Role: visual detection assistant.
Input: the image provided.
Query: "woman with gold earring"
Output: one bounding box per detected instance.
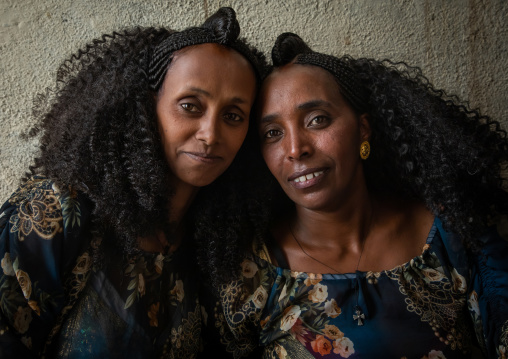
[199,32,508,358]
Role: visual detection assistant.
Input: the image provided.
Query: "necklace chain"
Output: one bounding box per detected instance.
[287,210,373,326]
[288,223,367,274]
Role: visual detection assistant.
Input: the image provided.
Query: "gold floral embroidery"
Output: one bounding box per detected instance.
[165,301,202,358]
[216,281,258,357]
[72,253,91,275]
[9,179,63,241]
[386,253,472,351]
[366,271,381,284]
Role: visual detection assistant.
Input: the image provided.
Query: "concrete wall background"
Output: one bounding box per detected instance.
[0,0,507,200]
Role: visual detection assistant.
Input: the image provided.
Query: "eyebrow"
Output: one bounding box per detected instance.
[188,87,247,104]
[297,99,332,110]
[188,87,211,97]
[259,113,278,124]
[260,99,332,124]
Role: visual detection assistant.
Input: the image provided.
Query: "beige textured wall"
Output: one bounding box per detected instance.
[1,0,507,200]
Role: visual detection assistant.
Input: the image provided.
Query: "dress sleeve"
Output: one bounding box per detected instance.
[468,226,508,358]
[0,177,92,357]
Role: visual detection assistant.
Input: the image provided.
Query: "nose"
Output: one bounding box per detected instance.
[286,128,312,161]
[195,113,220,146]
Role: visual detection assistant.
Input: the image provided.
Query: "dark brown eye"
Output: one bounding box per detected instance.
[265,129,281,138]
[309,116,329,126]
[181,103,199,112]
[223,113,242,123]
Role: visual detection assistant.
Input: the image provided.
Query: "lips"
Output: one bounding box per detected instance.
[288,168,328,189]
[183,151,223,163]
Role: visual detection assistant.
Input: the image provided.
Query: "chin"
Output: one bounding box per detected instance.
[187,174,224,188]
[289,193,333,211]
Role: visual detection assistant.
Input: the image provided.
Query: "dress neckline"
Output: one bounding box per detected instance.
[257,217,439,279]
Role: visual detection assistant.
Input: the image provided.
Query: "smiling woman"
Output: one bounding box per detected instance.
[200,33,508,358]
[258,63,371,213]
[0,7,267,358]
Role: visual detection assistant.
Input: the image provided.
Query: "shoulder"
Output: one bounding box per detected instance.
[1,176,94,282]
[379,197,434,234]
[371,197,434,264]
[1,176,92,238]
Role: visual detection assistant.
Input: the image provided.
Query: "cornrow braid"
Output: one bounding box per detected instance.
[271,32,369,112]
[149,7,265,92]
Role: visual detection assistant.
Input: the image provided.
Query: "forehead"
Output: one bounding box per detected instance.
[166,43,254,81]
[259,64,342,113]
[160,43,256,97]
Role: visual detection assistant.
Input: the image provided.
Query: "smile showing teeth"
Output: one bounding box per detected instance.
[293,171,324,183]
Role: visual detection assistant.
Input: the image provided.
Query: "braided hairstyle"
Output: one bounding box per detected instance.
[25,7,268,263]
[268,32,508,248]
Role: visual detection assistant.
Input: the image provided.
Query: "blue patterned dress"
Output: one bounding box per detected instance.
[202,217,508,359]
[0,177,203,358]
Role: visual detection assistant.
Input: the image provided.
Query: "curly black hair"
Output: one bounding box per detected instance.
[272,34,508,246]
[198,32,508,287]
[24,8,269,264]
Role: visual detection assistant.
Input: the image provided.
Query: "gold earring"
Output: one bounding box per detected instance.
[360,141,370,160]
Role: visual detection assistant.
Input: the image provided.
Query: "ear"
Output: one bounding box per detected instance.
[359,113,371,142]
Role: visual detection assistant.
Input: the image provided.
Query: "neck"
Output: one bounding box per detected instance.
[137,176,199,254]
[168,176,199,225]
[292,190,375,251]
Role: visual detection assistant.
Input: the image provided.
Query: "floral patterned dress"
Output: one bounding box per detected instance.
[0,177,202,358]
[202,218,508,359]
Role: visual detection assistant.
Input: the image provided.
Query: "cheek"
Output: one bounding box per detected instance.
[225,124,249,154]
[324,128,359,157]
[261,146,282,178]
[158,121,175,150]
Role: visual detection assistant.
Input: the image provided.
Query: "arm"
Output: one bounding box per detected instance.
[0,177,92,356]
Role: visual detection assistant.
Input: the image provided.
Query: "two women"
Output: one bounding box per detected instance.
[2,7,507,357]
[201,33,508,358]
[0,7,266,358]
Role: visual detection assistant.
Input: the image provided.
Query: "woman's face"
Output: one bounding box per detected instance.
[258,64,370,212]
[156,43,256,188]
